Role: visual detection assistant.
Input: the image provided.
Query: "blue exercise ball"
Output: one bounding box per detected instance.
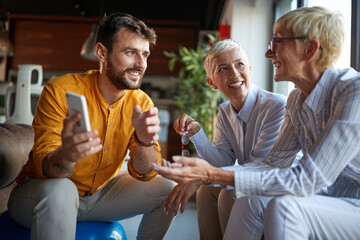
[0,211,30,240]
[76,221,127,240]
[0,211,127,240]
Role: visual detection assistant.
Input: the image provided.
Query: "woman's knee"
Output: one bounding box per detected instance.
[234,196,266,215]
[218,189,236,205]
[196,185,208,201]
[264,196,305,229]
[264,195,308,239]
[218,189,236,214]
[218,189,236,233]
[196,185,221,202]
[265,195,297,218]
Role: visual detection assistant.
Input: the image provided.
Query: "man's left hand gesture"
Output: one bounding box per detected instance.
[132,105,160,145]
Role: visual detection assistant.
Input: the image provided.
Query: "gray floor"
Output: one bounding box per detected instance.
[119,198,199,240]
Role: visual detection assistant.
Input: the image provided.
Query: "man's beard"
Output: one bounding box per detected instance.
[106,57,143,90]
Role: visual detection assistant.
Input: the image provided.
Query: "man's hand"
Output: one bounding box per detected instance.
[132,105,160,144]
[173,114,201,137]
[61,113,102,162]
[43,113,102,177]
[165,182,201,216]
[131,105,160,173]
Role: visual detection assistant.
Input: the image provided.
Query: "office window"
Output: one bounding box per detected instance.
[305,0,352,69]
[272,0,297,96]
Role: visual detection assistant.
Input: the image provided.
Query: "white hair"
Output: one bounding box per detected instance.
[204,39,249,78]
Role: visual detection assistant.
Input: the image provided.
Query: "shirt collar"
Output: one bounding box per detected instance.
[230,84,257,124]
[304,67,338,112]
[92,70,129,109]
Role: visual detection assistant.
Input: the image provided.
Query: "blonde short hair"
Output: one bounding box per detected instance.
[277,6,345,68]
[204,39,249,79]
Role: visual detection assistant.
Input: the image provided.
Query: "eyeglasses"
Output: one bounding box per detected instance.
[181,131,190,156]
[268,37,305,55]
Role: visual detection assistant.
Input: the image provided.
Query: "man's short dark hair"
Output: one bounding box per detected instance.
[96,13,157,52]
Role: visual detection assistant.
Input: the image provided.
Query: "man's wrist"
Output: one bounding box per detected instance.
[43,149,76,178]
[134,131,154,147]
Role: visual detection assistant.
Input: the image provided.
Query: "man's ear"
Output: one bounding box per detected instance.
[96,42,107,63]
[206,77,218,90]
[305,39,321,63]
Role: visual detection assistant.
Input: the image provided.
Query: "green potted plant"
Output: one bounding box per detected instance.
[164,35,224,141]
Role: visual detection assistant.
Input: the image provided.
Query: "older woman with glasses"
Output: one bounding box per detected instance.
[154,6,360,240]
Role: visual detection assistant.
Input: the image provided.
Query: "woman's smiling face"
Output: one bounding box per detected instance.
[208,48,251,110]
[265,22,305,83]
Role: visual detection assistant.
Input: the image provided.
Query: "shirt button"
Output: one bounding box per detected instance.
[109,124,111,127]
[104,147,108,151]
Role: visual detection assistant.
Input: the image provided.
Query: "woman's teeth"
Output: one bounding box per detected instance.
[230,82,243,88]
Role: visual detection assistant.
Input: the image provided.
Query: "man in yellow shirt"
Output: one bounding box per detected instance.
[8,13,175,240]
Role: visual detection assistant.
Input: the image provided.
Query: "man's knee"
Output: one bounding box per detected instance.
[39,178,77,195]
[34,178,79,209]
[8,178,79,228]
[152,176,176,197]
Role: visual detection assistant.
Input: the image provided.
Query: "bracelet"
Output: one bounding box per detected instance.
[134,131,154,147]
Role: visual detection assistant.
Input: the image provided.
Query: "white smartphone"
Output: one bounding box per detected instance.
[66,91,91,133]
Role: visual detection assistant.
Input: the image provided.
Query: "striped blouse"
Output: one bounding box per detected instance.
[223,67,360,205]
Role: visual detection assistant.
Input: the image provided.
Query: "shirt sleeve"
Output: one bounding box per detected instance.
[191,113,237,167]
[127,134,162,181]
[32,83,68,178]
[233,81,360,197]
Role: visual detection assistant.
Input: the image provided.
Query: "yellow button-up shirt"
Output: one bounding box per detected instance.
[18,70,162,195]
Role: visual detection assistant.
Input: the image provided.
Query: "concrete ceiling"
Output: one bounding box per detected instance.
[0,0,226,30]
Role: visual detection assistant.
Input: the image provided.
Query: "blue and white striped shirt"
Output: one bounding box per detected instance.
[192,84,287,167]
[224,67,360,204]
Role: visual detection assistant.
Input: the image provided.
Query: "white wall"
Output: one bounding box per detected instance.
[230,0,274,91]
